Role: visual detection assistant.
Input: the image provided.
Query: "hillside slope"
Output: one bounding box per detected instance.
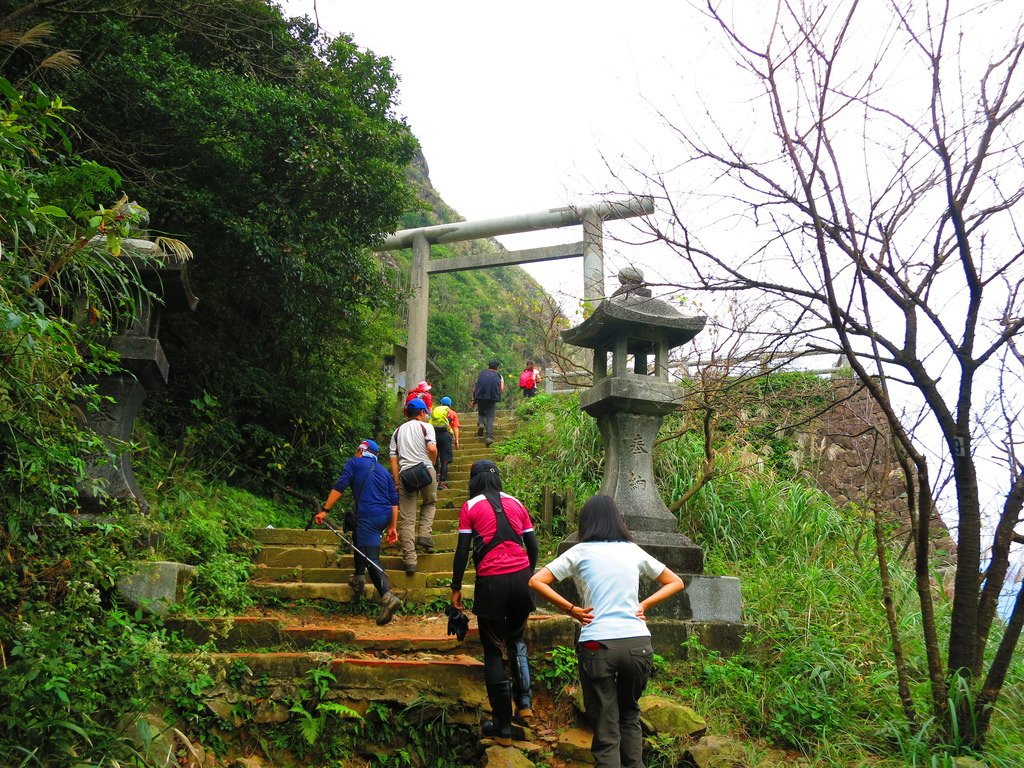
[390,150,555,400]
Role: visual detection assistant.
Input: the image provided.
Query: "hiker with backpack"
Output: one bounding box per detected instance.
[315,440,402,625]
[389,397,438,576]
[430,396,460,491]
[518,360,541,398]
[405,379,434,410]
[451,460,538,745]
[472,359,504,447]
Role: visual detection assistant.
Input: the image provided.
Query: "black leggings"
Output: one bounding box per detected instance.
[478,614,529,684]
[352,535,389,597]
[474,567,534,685]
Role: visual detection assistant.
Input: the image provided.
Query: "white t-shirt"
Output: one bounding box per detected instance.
[545,541,666,642]
[389,418,437,470]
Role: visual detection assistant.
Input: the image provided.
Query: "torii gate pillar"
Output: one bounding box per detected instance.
[407,233,430,392]
[382,197,653,387]
[582,211,604,312]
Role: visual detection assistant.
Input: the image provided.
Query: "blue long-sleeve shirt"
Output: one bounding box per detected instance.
[333,455,398,517]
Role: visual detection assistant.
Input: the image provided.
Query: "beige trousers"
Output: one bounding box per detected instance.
[398,465,437,565]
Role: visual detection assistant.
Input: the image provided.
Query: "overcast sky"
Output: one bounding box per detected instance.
[279,2,1024,587]
[280,0,726,307]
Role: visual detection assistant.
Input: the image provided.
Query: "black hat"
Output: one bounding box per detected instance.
[470,459,499,478]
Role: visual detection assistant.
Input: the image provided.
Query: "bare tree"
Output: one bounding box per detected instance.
[613,0,1024,749]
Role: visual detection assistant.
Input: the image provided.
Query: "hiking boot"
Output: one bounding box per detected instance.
[484,437,493,447]
[376,592,401,625]
[415,536,435,553]
[404,563,417,576]
[347,574,366,597]
[481,718,513,745]
[482,681,514,746]
[477,425,484,437]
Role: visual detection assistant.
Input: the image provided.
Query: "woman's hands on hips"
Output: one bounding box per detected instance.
[568,605,594,625]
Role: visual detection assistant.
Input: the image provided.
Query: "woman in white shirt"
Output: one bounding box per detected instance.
[529,495,684,768]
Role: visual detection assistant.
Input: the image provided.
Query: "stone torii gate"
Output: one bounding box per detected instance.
[374,196,655,387]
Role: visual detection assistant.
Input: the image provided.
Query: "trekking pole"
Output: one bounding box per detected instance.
[308,514,388,578]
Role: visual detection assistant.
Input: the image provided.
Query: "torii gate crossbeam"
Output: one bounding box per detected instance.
[375,196,654,387]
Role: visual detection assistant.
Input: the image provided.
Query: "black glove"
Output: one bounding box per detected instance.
[444,603,470,642]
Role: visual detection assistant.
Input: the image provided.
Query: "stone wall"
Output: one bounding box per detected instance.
[801,378,957,561]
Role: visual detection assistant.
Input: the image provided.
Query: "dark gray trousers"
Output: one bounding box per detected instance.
[477,399,497,438]
[577,636,654,768]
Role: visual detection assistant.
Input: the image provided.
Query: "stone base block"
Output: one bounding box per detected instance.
[648,574,742,622]
[648,620,745,658]
[117,560,195,616]
[630,531,703,573]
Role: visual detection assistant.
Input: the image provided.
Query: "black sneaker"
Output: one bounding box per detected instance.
[477,425,484,437]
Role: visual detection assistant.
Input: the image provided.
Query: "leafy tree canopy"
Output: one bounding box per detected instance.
[2,0,419,486]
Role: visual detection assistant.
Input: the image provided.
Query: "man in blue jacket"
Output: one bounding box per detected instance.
[316,439,402,624]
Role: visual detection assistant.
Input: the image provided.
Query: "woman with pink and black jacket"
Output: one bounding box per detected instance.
[450,460,538,745]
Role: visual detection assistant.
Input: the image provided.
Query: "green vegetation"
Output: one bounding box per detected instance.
[0,19,537,749]
[33,1,419,491]
[6,3,1019,767]
[0,68,207,766]
[496,392,603,535]
[502,390,1024,767]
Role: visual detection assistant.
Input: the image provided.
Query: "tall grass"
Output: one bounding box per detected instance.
[496,393,603,535]
[499,393,1024,766]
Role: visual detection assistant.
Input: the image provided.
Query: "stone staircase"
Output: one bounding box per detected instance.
[169,417,595,766]
[250,441,491,606]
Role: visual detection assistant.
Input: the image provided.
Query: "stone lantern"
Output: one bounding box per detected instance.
[561,267,704,569]
[560,268,742,643]
[78,239,197,515]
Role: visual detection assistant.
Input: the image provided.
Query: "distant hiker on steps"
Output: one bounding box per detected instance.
[389,397,438,575]
[315,440,402,625]
[518,360,541,398]
[430,396,460,491]
[472,359,504,447]
[405,379,433,410]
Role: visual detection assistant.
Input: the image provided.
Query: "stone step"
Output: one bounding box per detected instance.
[167,615,479,652]
[452,448,496,457]
[254,529,460,550]
[255,545,461,569]
[253,563,465,586]
[168,613,576,654]
[204,651,487,722]
[252,581,473,604]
